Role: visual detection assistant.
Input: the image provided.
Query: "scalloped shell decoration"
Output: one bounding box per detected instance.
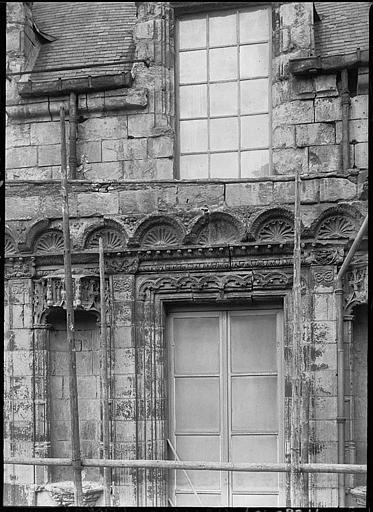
[197,219,240,245]
[34,231,65,253]
[142,225,180,247]
[257,219,294,242]
[5,236,16,255]
[86,228,125,251]
[317,215,356,239]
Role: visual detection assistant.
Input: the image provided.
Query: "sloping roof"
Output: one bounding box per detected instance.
[31,2,137,81]
[314,2,371,57]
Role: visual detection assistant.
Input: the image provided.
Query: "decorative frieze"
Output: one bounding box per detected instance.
[5,257,36,279]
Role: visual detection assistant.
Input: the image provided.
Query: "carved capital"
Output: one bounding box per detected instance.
[5,257,35,279]
[344,266,368,311]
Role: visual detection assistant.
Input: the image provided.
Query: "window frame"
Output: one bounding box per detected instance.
[175,5,273,180]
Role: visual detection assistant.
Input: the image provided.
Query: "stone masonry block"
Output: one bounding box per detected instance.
[78,116,128,140]
[314,369,337,397]
[314,98,342,122]
[314,397,337,420]
[177,184,224,209]
[77,192,119,216]
[113,326,133,349]
[308,145,341,173]
[319,177,356,202]
[272,125,295,148]
[5,195,41,220]
[83,162,123,181]
[6,124,31,148]
[148,136,174,158]
[123,159,156,179]
[225,182,273,207]
[272,147,308,175]
[273,178,318,204]
[296,123,335,147]
[114,349,136,374]
[30,121,67,145]
[290,24,311,49]
[77,376,98,398]
[272,100,314,127]
[7,167,54,180]
[314,74,338,97]
[134,20,154,39]
[76,140,102,163]
[354,142,368,169]
[114,375,136,399]
[155,158,174,179]
[37,144,62,166]
[349,119,368,143]
[313,293,335,321]
[6,146,37,168]
[350,95,368,120]
[127,114,155,138]
[102,138,147,161]
[119,186,177,214]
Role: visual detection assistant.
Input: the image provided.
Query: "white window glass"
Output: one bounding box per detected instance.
[210,152,239,178]
[179,17,207,49]
[240,78,269,114]
[210,117,239,151]
[241,114,269,149]
[180,154,209,178]
[240,44,269,78]
[209,12,237,46]
[239,8,269,43]
[241,150,270,177]
[180,84,208,118]
[179,50,207,84]
[210,82,238,117]
[209,47,238,81]
[178,8,271,179]
[180,119,208,153]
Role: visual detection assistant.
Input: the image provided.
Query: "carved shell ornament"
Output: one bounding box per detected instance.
[317,215,356,239]
[142,225,180,247]
[5,236,16,255]
[197,219,240,245]
[257,218,294,242]
[34,231,64,253]
[86,228,124,251]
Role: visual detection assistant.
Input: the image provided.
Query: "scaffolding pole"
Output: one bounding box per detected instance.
[99,237,112,506]
[60,105,83,507]
[290,164,305,506]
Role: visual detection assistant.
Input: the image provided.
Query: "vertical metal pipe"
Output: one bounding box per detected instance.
[341,69,350,171]
[290,166,303,506]
[60,105,83,506]
[69,92,77,179]
[99,237,111,506]
[335,215,368,506]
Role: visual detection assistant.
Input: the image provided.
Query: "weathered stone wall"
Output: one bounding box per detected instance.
[4,1,368,508]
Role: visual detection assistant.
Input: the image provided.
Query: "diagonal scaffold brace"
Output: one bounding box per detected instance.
[60,105,83,506]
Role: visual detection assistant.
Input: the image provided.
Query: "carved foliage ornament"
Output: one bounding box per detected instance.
[344,267,368,311]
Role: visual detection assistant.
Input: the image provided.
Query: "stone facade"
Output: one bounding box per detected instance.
[5,1,368,507]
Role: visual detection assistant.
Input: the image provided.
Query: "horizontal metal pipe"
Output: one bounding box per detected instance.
[3,458,367,474]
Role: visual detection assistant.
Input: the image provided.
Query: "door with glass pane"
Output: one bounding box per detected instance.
[168,308,284,507]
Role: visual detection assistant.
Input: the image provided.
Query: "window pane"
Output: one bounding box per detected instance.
[209,12,236,47]
[232,435,278,490]
[210,117,238,151]
[180,120,208,153]
[175,435,221,489]
[231,376,277,431]
[210,152,239,178]
[179,50,207,84]
[210,47,238,81]
[240,44,269,78]
[230,314,277,373]
[176,494,223,507]
[175,377,220,432]
[180,154,208,179]
[241,114,269,149]
[174,316,220,374]
[240,78,269,114]
[239,8,269,43]
[180,84,207,118]
[210,82,238,117]
[241,150,270,177]
[179,17,207,49]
